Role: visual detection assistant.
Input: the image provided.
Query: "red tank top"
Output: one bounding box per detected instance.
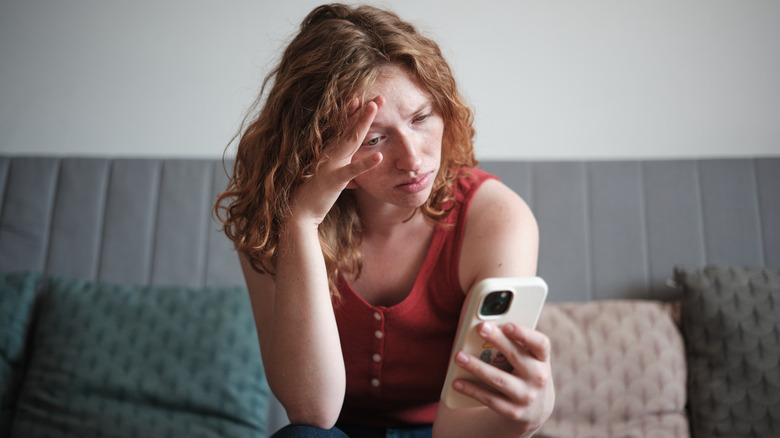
[334,168,497,427]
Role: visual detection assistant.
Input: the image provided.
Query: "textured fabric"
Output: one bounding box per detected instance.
[2,156,778,301]
[675,265,780,437]
[535,300,689,438]
[334,168,497,427]
[480,158,780,302]
[0,272,42,435]
[0,157,244,288]
[11,275,270,438]
[3,155,779,434]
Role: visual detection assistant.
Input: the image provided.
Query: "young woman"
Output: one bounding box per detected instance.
[215,4,554,437]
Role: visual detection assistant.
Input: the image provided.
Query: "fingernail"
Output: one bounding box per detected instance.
[503,323,515,333]
[453,381,464,391]
[479,322,493,336]
[455,351,469,365]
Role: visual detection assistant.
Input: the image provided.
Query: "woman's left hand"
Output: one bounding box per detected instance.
[452,321,555,430]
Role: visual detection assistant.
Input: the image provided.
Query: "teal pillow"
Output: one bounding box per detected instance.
[675,265,780,437]
[0,272,42,435]
[11,276,269,438]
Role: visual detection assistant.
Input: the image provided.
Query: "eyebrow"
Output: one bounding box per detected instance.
[407,101,434,118]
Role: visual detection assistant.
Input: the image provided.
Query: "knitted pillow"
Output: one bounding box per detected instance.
[11,276,270,438]
[535,300,689,438]
[674,265,780,437]
[0,272,42,435]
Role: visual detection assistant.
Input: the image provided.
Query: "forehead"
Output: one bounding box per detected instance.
[366,65,433,110]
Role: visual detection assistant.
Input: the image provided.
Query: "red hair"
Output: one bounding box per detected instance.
[215,4,477,296]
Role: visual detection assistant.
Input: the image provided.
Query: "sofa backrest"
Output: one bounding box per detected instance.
[482,158,780,301]
[0,158,241,288]
[1,156,779,302]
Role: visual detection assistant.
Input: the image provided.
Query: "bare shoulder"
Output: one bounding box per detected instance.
[458,178,539,293]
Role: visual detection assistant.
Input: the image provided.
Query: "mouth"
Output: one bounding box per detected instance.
[395,172,433,194]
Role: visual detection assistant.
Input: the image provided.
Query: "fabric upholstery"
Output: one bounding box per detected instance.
[674,265,780,437]
[482,158,780,301]
[2,156,778,303]
[0,272,42,435]
[11,275,270,438]
[2,155,779,436]
[535,300,689,438]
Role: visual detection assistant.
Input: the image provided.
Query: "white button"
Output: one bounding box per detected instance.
[371,378,380,388]
[374,330,383,339]
[372,354,381,362]
[374,312,382,321]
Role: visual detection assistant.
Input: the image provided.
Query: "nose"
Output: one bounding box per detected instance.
[394,131,423,172]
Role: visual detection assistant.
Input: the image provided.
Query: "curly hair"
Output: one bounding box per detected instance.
[214,3,477,296]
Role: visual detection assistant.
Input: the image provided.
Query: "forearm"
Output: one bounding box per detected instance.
[262,220,345,427]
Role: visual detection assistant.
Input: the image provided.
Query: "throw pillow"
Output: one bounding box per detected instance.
[0,272,42,435]
[11,276,270,438]
[535,300,689,438]
[675,265,780,437]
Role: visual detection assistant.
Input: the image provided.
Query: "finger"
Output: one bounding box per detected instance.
[452,378,532,421]
[476,322,545,384]
[453,349,525,403]
[333,98,381,160]
[347,97,361,116]
[339,152,383,182]
[502,323,551,363]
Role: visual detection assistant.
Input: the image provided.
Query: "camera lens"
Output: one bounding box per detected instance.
[480,290,513,316]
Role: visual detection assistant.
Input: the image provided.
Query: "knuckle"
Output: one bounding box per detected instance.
[491,373,512,392]
[533,370,550,388]
[538,334,552,355]
[507,407,525,422]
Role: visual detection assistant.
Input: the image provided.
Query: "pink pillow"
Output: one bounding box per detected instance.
[535,300,689,438]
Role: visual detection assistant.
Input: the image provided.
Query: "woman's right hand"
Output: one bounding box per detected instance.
[290,97,384,226]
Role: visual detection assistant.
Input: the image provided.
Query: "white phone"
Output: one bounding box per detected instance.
[441,277,548,409]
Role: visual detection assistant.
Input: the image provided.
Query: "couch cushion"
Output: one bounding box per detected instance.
[0,272,42,435]
[535,300,689,438]
[674,265,780,438]
[11,275,270,438]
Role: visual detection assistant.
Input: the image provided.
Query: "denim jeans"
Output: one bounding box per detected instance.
[271,423,433,438]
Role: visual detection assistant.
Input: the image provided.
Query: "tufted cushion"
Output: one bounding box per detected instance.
[674,265,780,437]
[11,275,270,438]
[0,272,42,435]
[535,300,689,438]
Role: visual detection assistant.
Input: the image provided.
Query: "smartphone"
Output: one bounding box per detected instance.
[440,277,548,409]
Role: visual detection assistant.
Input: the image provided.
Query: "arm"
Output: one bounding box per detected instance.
[242,100,382,429]
[432,179,555,438]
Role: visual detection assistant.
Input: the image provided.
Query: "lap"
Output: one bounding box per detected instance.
[270,424,432,438]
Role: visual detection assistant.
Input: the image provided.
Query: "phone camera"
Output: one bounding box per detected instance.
[480,290,513,316]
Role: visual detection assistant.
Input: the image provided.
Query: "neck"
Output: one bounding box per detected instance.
[352,191,425,236]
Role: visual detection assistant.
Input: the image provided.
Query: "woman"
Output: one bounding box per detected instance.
[215,4,554,437]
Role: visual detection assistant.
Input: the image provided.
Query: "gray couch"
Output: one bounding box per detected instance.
[1,155,778,437]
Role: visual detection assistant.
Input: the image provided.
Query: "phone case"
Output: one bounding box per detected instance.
[440,277,548,409]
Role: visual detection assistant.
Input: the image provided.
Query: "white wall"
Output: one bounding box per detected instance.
[1,0,778,160]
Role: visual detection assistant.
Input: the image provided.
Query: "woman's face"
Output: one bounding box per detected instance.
[348,65,444,211]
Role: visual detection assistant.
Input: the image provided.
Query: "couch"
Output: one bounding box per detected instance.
[1,155,778,437]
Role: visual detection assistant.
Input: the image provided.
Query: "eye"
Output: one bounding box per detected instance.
[414,113,431,123]
[364,136,380,146]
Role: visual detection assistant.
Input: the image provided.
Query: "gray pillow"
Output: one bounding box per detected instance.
[674,265,780,437]
[0,272,42,435]
[11,275,270,438]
